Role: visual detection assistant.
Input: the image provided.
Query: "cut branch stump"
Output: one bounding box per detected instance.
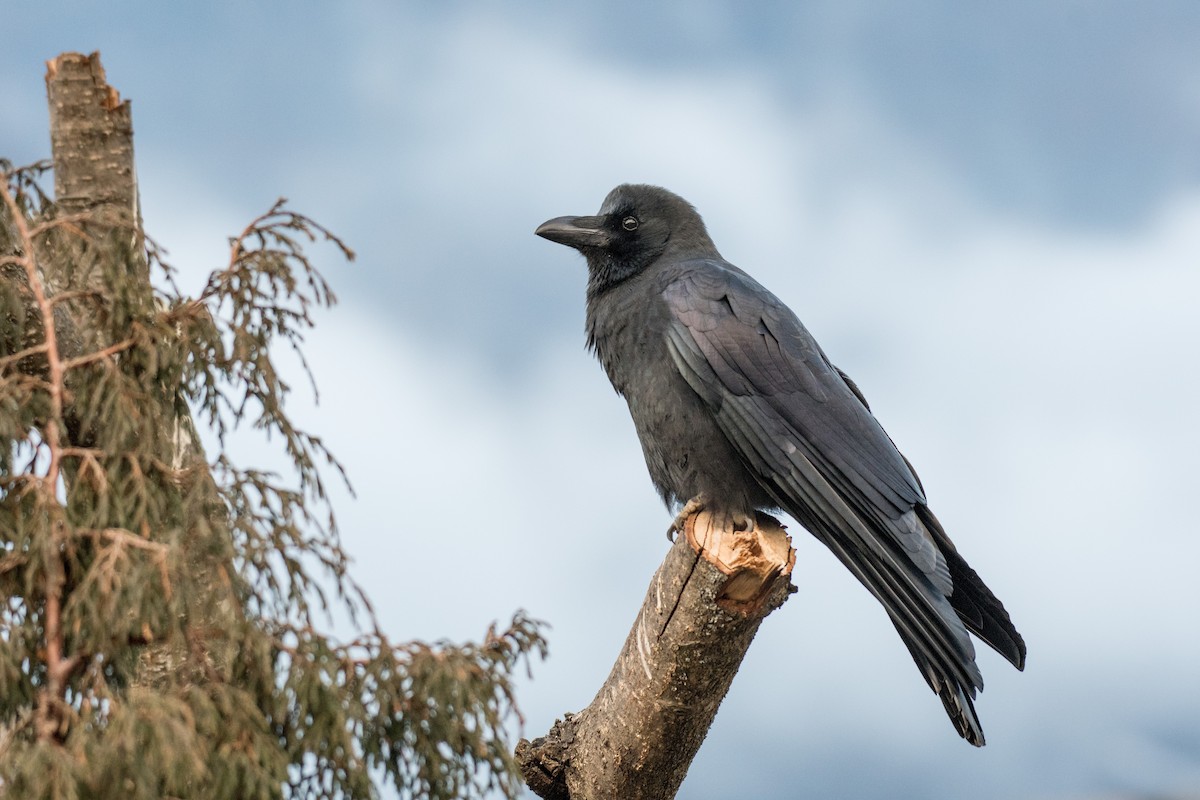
[518,507,796,800]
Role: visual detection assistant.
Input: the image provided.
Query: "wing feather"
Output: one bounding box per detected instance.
[663,261,993,743]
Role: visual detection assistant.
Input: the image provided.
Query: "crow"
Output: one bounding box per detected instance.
[535,183,1025,746]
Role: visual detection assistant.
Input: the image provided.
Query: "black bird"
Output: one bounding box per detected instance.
[536,184,1025,746]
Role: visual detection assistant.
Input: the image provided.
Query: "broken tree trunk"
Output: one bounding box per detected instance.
[41,53,143,435]
[44,51,211,474]
[47,52,140,230]
[40,51,233,689]
[517,508,796,800]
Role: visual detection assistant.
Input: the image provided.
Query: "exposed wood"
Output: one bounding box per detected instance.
[517,507,796,800]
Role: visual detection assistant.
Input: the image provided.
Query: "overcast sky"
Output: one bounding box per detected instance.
[6,3,1200,799]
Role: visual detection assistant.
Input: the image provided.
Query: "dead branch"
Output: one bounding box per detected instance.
[517,507,796,800]
[2,174,71,745]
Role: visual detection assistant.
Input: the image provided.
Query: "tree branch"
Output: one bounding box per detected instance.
[517,507,796,800]
[2,173,71,745]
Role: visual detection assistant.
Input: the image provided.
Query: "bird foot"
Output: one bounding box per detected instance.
[667,495,708,541]
[718,508,756,534]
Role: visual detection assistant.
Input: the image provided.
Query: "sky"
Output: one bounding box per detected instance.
[5,3,1200,798]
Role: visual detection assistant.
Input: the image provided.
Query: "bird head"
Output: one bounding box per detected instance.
[536,184,718,294]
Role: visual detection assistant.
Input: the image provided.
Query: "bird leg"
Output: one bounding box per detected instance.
[667,495,707,541]
[667,494,755,541]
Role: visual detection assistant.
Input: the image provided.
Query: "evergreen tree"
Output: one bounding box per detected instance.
[0,56,544,799]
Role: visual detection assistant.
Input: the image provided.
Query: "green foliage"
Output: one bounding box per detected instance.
[0,160,546,799]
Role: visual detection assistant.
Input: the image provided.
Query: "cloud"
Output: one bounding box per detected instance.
[270,182,1200,798]
[8,4,1200,797]
[150,10,1200,797]
[313,8,820,366]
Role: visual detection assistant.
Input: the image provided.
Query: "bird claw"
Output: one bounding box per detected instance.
[728,510,755,533]
[667,495,708,541]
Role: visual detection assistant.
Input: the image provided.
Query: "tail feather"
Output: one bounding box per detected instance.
[896,628,985,746]
[801,509,987,743]
[722,390,1022,745]
[777,482,1021,746]
[916,505,1027,670]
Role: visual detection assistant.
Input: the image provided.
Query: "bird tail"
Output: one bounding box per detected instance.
[916,505,1027,671]
[893,624,986,745]
[802,515,989,745]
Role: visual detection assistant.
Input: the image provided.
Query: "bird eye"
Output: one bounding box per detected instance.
[622,216,639,231]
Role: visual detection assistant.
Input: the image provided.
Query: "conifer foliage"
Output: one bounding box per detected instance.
[0,58,544,799]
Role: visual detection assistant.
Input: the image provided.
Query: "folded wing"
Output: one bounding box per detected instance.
[662,260,1024,745]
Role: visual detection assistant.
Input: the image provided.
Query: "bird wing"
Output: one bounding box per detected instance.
[662,261,926,521]
[661,259,990,743]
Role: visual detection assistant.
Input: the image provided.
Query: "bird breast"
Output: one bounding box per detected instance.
[587,276,771,513]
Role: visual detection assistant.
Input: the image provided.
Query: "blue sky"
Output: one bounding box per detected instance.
[6,3,1200,798]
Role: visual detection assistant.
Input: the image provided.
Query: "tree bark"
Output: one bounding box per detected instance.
[517,508,796,800]
[41,51,229,687]
[46,52,141,250]
[43,50,211,479]
[43,52,146,341]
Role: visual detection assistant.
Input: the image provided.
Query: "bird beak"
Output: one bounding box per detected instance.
[535,215,611,250]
